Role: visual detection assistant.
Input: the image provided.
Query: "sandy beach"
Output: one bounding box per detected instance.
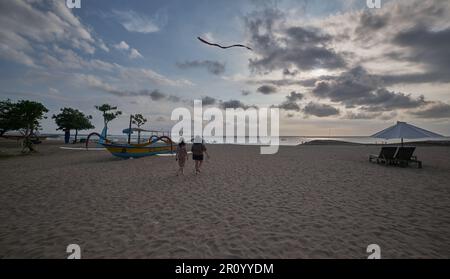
[0,140,449,259]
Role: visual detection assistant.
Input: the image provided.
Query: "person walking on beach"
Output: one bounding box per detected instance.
[192,136,209,174]
[175,139,188,176]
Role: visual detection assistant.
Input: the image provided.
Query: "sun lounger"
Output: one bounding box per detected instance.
[369,146,397,164]
[393,147,422,168]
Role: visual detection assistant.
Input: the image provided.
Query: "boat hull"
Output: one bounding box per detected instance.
[101,142,173,159]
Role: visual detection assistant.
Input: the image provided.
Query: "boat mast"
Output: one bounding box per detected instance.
[128,115,133,144]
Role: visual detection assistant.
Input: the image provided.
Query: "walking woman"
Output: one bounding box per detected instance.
[175,139,188,176]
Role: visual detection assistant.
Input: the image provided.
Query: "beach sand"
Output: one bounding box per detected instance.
[0,140,449,258]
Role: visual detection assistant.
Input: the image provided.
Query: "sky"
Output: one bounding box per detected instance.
[0,0,449,136]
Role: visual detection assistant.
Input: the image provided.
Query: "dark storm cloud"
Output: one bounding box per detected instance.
[244,9,346,73]
[355,11,390,36]
[85,76,183,103]
[257,85,277,94]
[344,111,398,120]
[285,26,331,44]
[249,44,346,73]
[202,96,217,105]
[93,85,168,100]
[360,89,428,112]
[129,90,181,103]
[409,102,450,119]
[244,8,282,53]
[394,25,450,51]
[246,76,334,88]
[380,71,450,85]
[298,78,321,87]
[247,79,299,87]
[167,95,181,102]
[220,100,250,109]
[311,67,428,111]
[385,25,450,83]
[286,91,304,102]
[344,111,382,120]
[283,69,298,76]
[273,91,303,112]
[278,101,301,112]
[286,113,295,118]
[149,90,166,101]
[241,90,251,96]
[176,60,226,75]
[303,102,340,117]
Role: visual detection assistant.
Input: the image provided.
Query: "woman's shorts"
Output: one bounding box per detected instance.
[193,154,204,161]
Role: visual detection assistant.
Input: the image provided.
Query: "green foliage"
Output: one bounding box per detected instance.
[0,99,16,136]
[76,115,95,131]
[0,99,48,152]
[15,100,48,133]
[0,99,48,135]
[95,104,122,128]
[131,113,147,143]
[131,113,147,128]
[52,108,94,132]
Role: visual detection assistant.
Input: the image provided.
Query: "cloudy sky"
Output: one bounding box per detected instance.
[1,0,449,136]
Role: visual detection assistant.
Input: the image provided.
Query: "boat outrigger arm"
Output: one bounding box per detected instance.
[85,132,174,159]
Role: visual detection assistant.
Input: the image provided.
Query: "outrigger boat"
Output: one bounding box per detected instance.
[86,128,174,159]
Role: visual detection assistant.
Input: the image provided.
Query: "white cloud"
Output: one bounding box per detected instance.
[117,66,193,87]
[114,41,130,50]
[49,87,59,94]
[98,39,110,52]
[200,32,215,42]
[113,10,164,33]
[129,48,143,59]
[114,41,143,59]
[0,43,36,67]
[0,0,109,67]
[40,46,116,71]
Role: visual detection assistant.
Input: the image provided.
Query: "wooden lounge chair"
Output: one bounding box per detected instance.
[369,146,397,165]
[393,147,422,168]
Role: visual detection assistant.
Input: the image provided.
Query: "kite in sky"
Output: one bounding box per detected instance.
[197,36,252,51]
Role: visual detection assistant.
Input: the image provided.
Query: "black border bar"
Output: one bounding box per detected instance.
[1,259,450,278]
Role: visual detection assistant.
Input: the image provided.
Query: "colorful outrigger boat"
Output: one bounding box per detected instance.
[86,131,174,159]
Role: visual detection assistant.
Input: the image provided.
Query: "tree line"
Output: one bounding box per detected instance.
[0,99,148,152]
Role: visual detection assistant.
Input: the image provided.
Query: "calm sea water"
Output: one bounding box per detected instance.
[46,134,450,146]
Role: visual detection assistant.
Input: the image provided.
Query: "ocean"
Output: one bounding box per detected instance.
[45,134,450,146]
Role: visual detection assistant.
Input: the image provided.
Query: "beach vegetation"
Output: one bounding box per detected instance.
[0,99,48,152]
[95,104,122,137]
[131,113,147,143]
[0,99,17,137]
[52,108,94,144]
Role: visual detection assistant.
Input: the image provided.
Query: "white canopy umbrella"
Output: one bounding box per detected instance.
[371,121,444,145]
